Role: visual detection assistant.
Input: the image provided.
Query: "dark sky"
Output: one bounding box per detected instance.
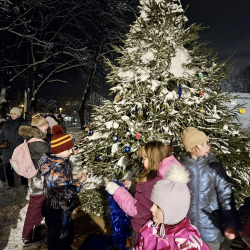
[9,0,250,100]
[181,0,250,69]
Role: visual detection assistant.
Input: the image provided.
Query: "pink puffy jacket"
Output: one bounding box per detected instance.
[113,155,182,232]
[133,217,210,250]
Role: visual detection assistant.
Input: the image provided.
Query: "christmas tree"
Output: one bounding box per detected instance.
[79,0,250,214]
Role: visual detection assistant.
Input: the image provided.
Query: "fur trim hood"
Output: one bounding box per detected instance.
[19,125,46,139]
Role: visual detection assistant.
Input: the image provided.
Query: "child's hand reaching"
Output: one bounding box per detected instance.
[123,180,131,188]
[104,177,109,187]
[74,172,86,180]
[79,172,87,184]
[72,149,79,155]
[225,227,236,240]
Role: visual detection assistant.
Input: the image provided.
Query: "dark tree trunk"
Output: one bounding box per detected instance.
[0,71,9,120]
[79,33,104,129]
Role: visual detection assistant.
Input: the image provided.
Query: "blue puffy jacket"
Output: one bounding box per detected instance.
[180,152,238,243]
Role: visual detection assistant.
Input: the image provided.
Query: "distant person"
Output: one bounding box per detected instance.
[45,110,57,121]
[45,110,58,141]
[19,113,51,246]
[0,107,28,189]
[57,114,66,133]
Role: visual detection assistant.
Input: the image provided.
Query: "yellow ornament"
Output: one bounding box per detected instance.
[200,108,205,114]
[239,108,246,114]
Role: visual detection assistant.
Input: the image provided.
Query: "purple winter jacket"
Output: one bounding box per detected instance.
[133,217,210,250]
[113,155,182,232]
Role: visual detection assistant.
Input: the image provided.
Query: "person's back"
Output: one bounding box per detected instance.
[20,114,51,247]
[19,124,51,195]
[180,127,238,250]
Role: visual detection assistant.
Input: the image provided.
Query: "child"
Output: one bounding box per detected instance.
[39,125,87,250]
[180,127,238,250]
[105,140,183,247]
[20,114,51,246]
[133,164,210,250]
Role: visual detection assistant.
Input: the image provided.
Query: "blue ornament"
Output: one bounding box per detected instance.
[89,129,94,135]
[72,138,75,142]
[135,107,139,112]
[178,83,182,98]
[125,146,130,152]
[74,145,78,150]
[113,135,119,143]
[97,155,102,161]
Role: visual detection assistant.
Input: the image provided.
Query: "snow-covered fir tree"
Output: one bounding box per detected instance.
[79,0,250,214]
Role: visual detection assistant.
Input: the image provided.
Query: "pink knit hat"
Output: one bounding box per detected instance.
[151,164,191,225]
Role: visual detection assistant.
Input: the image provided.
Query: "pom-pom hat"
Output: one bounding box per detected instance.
[151,164,190,225]
[51,125,73,154]
[181,127,209,152]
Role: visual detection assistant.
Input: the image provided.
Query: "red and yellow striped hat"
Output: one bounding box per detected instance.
[51,125,73,154]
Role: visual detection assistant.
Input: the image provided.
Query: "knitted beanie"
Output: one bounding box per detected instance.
[150,164,190,225]
[51,125,73,154]
[181,127,209,152]
[10,107,21,117]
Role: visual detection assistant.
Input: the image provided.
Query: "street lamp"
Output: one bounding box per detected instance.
[59,108,62,114]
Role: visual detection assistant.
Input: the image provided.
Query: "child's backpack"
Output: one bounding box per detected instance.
[10,138,44,179]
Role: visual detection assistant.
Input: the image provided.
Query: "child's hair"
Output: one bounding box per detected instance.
[31,113,48,127]
[137,140,169,185]
[186,141,210,158]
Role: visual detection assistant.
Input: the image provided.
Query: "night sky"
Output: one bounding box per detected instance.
[9,0,250,99]
[181,0,250,69]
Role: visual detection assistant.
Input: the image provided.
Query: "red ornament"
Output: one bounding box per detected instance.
[168,145,173,152]
[199,91,204,96]
[136,132,140,140]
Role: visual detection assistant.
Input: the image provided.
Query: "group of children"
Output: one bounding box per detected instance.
[105,127,246,250]
[20,117,249,250]
[20,114,87,249]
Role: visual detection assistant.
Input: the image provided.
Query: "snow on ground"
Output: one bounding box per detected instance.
[0,126,84,250]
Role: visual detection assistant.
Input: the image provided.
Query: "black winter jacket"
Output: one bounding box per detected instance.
[180,152,238,243]
[0,116,28,164]
[19,125,52,195]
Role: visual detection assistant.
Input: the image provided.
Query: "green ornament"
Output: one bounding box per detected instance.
[198,73,203,79]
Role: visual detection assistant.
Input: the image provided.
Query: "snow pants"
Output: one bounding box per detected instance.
[22,194,46,241]
[41,203,74,250]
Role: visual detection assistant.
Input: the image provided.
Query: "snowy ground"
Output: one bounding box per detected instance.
[0,126,85,250]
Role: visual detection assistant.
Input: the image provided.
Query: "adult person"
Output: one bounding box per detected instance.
[0,107,28,189]
[57,114,66,132]
[45,110,57,124]
[45,110,58,141]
